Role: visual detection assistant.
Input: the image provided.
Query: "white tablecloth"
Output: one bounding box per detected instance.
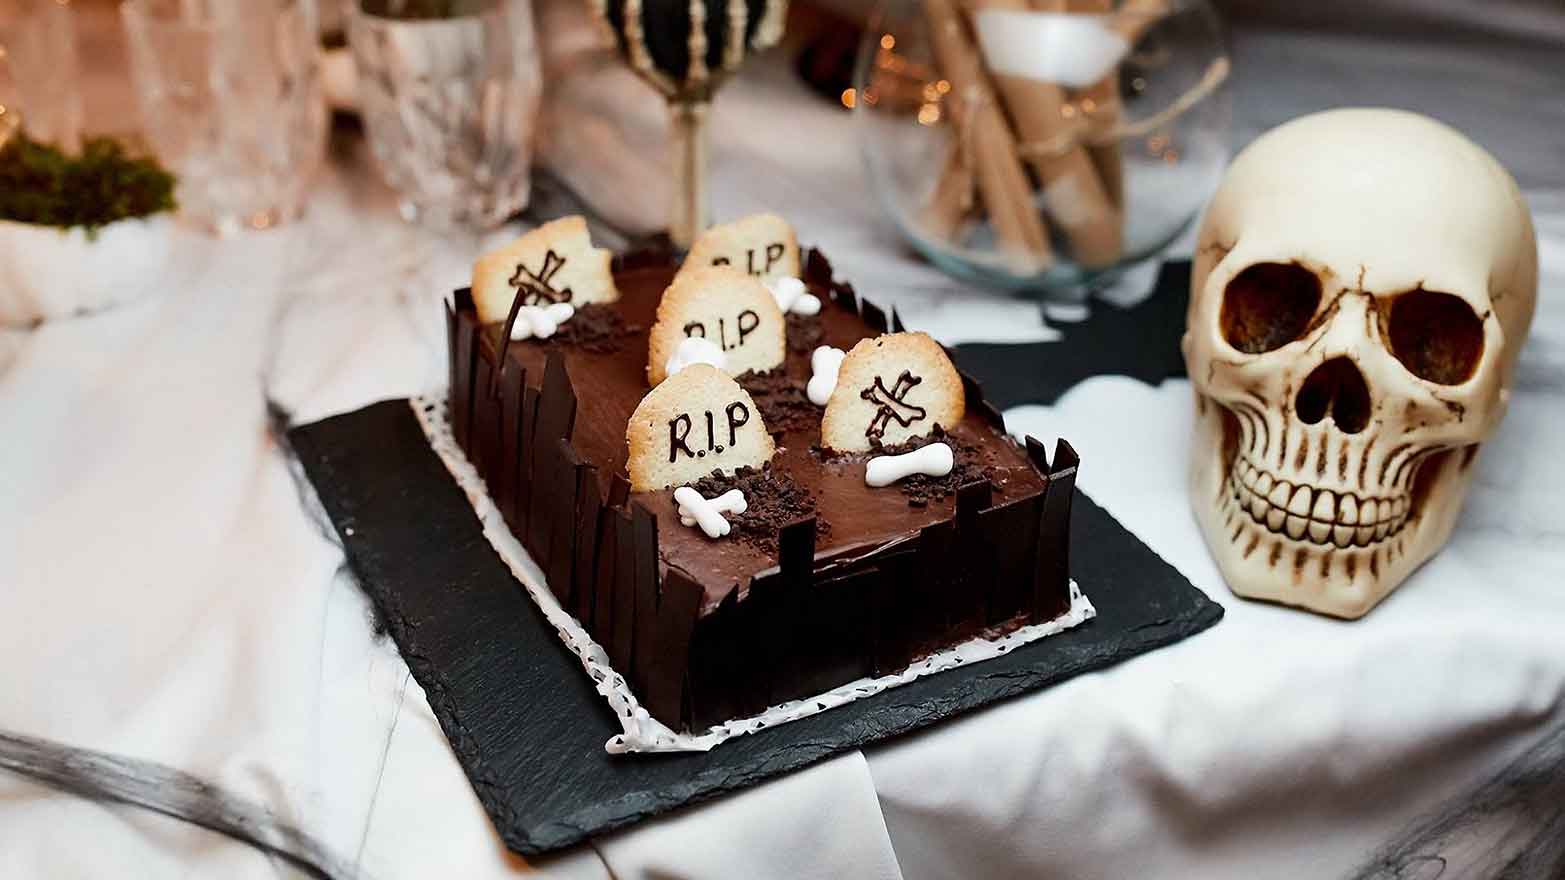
[3,12,1564,880]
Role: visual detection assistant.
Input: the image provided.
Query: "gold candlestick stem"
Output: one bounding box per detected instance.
[669,100,711,249]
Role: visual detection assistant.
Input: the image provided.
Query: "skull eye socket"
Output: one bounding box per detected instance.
[1219,262,1321,354]
[1387,289,1484,385]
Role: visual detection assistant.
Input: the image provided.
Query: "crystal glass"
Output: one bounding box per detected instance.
[584,0,788,248]
[1,0,84,151]
[855,0,1230,299]
[348,0,541,228]
[122,0,328,236]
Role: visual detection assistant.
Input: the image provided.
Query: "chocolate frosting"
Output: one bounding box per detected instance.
[480,264,1045,613]
[450,247,1077,730]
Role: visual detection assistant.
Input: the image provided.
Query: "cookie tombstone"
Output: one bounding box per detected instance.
[821,332,966,452]
[471,216,618,324]
[627,364,776,492]
[646,266,786,385]
[678,212,801,284]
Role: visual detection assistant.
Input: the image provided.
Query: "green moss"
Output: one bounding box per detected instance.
[0,132,177,232]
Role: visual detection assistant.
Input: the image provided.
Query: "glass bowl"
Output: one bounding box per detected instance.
[853,0,1231,299]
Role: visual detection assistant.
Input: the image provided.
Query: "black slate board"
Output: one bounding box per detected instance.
[290,400,1222,856]
[951,259,1192,410]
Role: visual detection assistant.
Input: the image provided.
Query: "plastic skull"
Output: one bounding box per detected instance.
[1183,108,1537,618]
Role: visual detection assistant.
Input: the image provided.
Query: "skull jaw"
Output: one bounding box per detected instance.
[1189,397,1475,619]
[1194,485,1426,618]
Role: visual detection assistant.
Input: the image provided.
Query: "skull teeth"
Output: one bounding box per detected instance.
[1266,483,1288,530]
[1308,518,1332,543]
[1308,492,1334,543]
[1333,523,1355,549]
[1227,464,1410,548]
[1287,485,1311,516]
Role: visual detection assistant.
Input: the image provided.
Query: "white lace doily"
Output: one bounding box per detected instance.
[413,394,1096,753]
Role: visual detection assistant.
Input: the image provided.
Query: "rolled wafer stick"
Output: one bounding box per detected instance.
[971,0,1122,267]
[1107,0,1172,43]
[924,0,1054,271]
[1066,0,1124,209]
[1067,0,1172,210]
[922,142,978,241]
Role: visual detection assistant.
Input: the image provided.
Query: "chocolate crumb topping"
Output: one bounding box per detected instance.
[875,427,995,506]
[807,427,994,505]
[786,313,824,354]
[534,303,639,353]
[738,369,820,439]
[689,466,824,553]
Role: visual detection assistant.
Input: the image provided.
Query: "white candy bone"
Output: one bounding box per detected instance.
[673,486,747,538]
[767,276,822,315]
[807,345,846,406]
[663,335,728,378]
[509,302,576,340]
[865,441,955,487]
[678,488,747,527]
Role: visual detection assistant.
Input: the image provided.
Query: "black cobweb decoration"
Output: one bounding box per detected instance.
[0,729,361,879]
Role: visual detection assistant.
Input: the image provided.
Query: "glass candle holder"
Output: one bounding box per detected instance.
[349,0,542,228]
[122,0,328,236]
[855,0,1231,299]
[2,0,84,152]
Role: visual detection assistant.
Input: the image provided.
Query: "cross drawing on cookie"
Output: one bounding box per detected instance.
[508,249,574,306]
[861,371,927,443]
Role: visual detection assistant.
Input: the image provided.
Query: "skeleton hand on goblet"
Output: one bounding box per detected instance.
[587,0,789,247]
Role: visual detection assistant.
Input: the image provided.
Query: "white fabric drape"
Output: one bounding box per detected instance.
[3,7,1564,878]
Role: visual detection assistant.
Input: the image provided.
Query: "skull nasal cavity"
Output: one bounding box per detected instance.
[1295,357,1371,434]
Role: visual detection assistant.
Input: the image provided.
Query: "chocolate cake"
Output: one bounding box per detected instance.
[446,245,1079,732]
